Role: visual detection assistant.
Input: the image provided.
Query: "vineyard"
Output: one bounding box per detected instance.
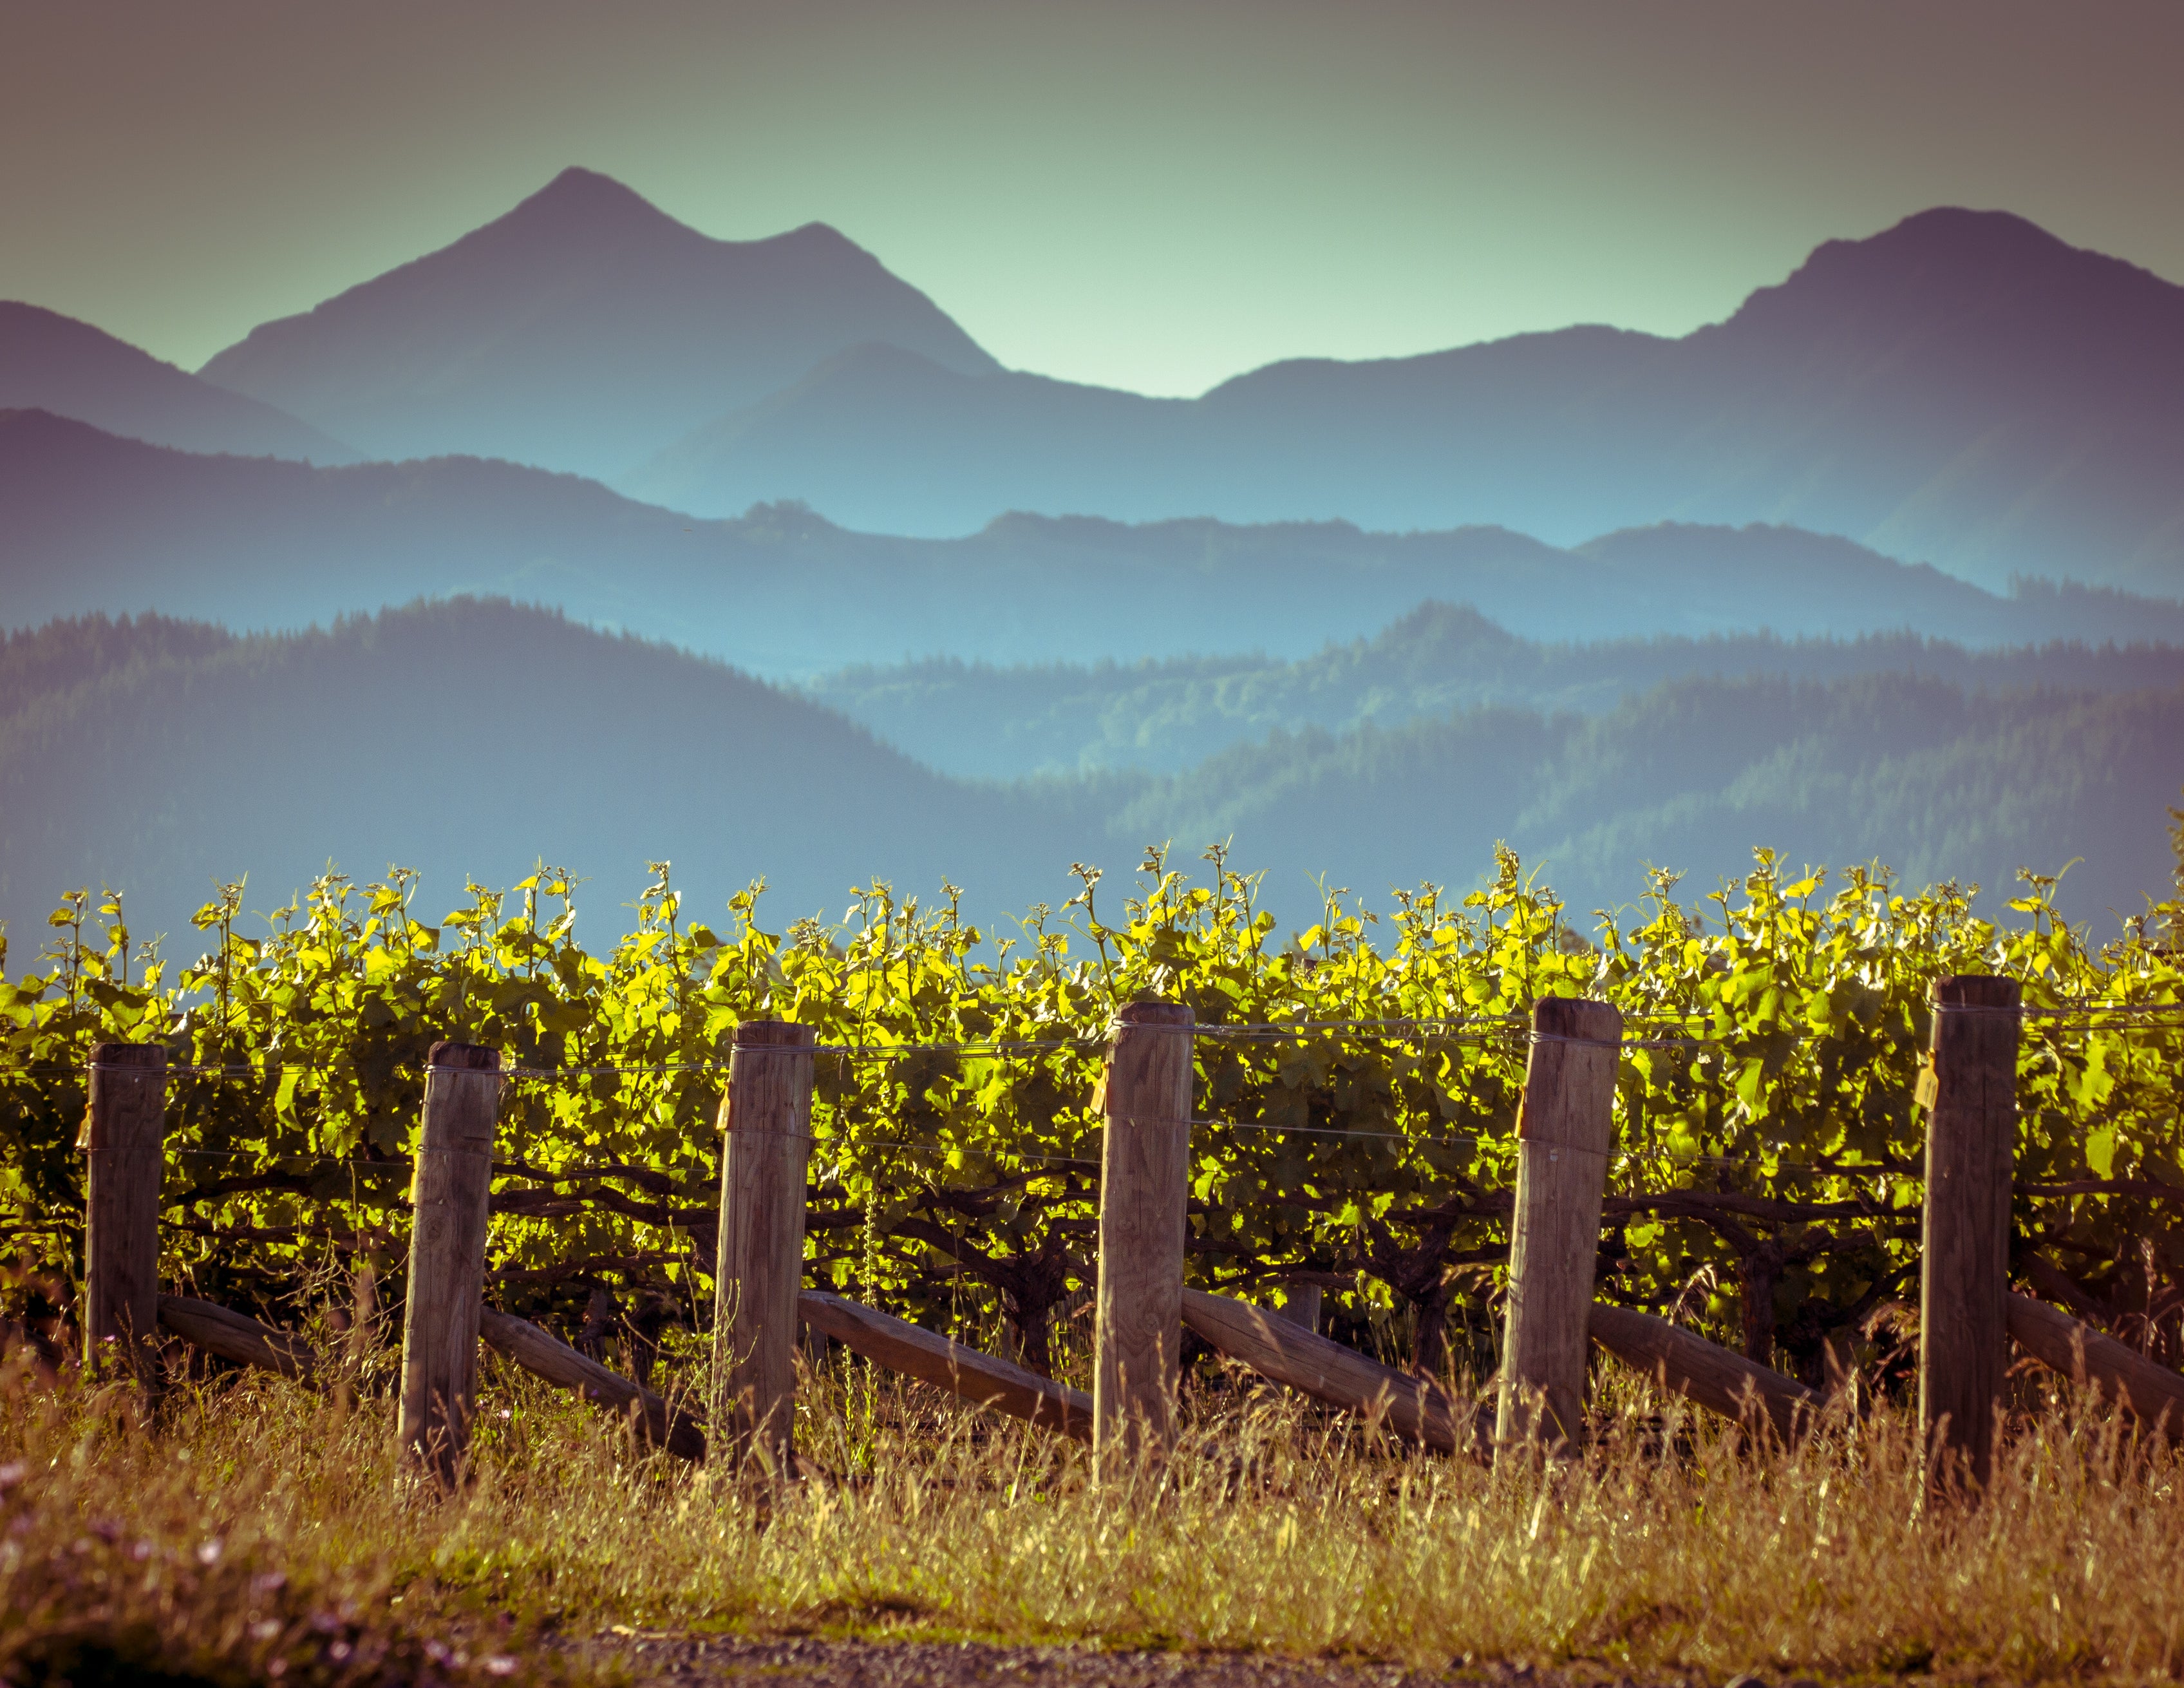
[6,840,2184,1389]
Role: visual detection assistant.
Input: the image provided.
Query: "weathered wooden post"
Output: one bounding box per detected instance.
[1496,996,1621,1455]
[1274,1284,1323,1332]
[397,1041,501,1486]
[1094,1000,1194,1470]
[1920,974,2019,1490]
[79,1043,167,1389]
[712,1019,817,1473]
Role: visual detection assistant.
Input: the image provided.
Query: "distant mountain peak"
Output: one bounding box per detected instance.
[1795,206,2113,297]
[1863,204,2067,256]
[194,168,999,477]
[538,164,639,199]
[1721,204,2181,341]
[469,165,704,254]
[0,308,353,464]
[494,172,876,271]
[774,219,868,252]
[1380,600,1523,650]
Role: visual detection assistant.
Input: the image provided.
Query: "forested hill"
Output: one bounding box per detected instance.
[623,209,2184,594]
[1129,674,2184,931]
[12,409,2184,676]
[3,602,2179,953]
[0,602,1112,954]
[810,600,2184,778]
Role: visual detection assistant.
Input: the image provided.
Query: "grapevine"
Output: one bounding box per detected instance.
[3,841,2181,1389]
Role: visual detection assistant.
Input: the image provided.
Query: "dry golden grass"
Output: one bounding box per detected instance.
[6,1340,2184,1685]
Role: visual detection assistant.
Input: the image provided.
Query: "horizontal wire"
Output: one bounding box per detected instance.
[818,1037,1099,1058]
[816,1137,1097,1168]
[1616,1151,1911,1180]
[1192,1017,1529,1038]
[502,1061,724,1077]
[14,1000,2183,1084]
[166,1148,361,1164]
[1527,1030,1713,1051]
[1935,998,2184,1018]
[169,1062,334,1076]
[1210,1120,1483,1149]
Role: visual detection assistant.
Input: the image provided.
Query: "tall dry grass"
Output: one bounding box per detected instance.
[5,1340,2184,1684]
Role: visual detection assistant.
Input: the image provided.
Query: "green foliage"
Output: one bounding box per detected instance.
[3,845,2180,1383]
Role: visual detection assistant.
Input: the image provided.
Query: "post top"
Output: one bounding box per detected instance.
[426,1041,500,1072]
[1115,1001,1194,1027]
[1932,975,2022,1010]
[733,1019,816,1048]
[1530,996,1620,1043]
[89,1042,167,1069]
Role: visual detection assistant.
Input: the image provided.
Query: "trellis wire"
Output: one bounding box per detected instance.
[13,994,2179,1088]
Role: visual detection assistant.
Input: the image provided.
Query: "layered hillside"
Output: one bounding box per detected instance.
[0,301,352,462]
[810,600,2184,777]
[197,168,999,477]
[5,603,2176,950]
[627,209,2184,593]
[10,411,2181,677]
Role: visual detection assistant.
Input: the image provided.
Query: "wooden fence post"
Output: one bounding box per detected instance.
[397,1040,501,1486]
[79,1043,167,1389]
[712,1018,817,1474]
[1496,996,1621,1455]
[1920,974,2019,1490]
[1093,1000,1194,1470]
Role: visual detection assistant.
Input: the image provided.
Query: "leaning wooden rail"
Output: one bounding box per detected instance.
[478,1308,706,1461]
[1586,1302,1822,1439]
[1180,1286,1489,1458]
[798,1289,1091,1441]
[158,1294,316,1380]
[153,1293,702,1461]
[2006,1291,2184,1441]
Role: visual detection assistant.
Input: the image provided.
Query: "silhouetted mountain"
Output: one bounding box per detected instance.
[809,600,2184,777]
[4,603,2177,949]
[0,301,353,463]
[8,410,2175,668]
[626,209,2184,594]
[622,343,1192,528]
[1120,672,2184,931]
[0,600,1102,954]
[10,412,2184,675]
[195,167,999,477]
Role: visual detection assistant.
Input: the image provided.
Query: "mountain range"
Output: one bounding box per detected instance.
[619,208,2184,593]
[8,169,2184,947]
[4,602,2179,955]
[9,409,2183,678]
[0,600,1089,957]
[195,167,999,478]
[6,172,2182,594]
[0,301,352,464]
[808,600,2184,779]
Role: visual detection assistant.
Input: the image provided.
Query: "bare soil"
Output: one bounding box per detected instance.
[577,1633,1735,1688]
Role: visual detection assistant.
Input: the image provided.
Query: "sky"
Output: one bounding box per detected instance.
[4,1,2181,398]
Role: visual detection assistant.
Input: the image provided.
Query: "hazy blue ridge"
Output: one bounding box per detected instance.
[15,176,2184,600]
[10,410,2184,679]
[1109,672,2184,929]
[805,600,2184,779]
[1,300,355,464]
[621,208,2184,596]
[3,601,2178,961]
[193,167,999,479]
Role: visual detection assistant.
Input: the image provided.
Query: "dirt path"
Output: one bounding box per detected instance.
[580,1633,1717,1688]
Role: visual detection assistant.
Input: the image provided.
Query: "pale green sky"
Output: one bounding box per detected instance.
[3,1,2180,397]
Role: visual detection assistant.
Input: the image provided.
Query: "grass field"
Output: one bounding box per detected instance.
[5,1336,2184,1688]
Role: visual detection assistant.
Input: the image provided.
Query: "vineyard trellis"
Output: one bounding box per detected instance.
[5,841,2184,1404]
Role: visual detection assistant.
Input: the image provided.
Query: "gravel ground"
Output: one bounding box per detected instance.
[575,1633,1741,1688]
